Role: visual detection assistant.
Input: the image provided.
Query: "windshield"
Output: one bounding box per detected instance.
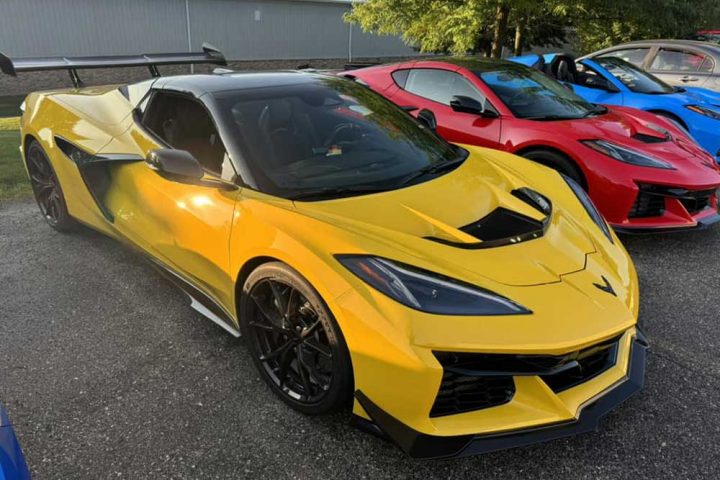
[214,77,464,200]
[593,57,675,94]
[477,65,598,120]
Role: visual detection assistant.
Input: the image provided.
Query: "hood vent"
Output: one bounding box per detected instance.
[633,133,668,144]
[426,189,551,250]
[460,208,544,242]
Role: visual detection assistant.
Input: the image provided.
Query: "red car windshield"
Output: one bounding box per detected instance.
[477,65,598,120]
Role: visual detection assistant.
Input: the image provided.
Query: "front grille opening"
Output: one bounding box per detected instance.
[540,342,618,392]
[678,191,714,214]
[431,335,621,416]
[430,372,515,418]
[630,184,715,218]
[629,191,665,218]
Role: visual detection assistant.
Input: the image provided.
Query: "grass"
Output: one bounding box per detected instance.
[0,117,30,201]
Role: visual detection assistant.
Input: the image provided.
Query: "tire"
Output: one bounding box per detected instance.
[25,140,77,232]
[239,262,353,414]
[521,149,587,191]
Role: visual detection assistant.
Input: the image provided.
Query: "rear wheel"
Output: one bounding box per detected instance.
[239,262,353,414]
[25,140,76,232]
[521,149,587,191]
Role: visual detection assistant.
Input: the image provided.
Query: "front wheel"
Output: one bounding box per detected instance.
[239,262,353,414]
[25,140,76,232]
[521,149,587,191]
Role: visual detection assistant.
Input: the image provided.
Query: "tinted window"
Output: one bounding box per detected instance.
[599,48,650,66]
[142,92,231,177]
[405,69,485,105]
[478,65,596,119]
[650,48,714,73]
[594,57,675,94]
[391,69,410,88]
[214,77,463,199]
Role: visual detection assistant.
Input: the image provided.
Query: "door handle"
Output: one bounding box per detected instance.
[681,75,699,82]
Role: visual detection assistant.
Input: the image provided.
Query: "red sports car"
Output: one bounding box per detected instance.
[343,58,720,232]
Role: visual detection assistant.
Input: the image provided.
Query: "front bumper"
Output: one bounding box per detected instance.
[353,332,648,459]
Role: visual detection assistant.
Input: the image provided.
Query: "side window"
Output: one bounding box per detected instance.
[141,91,231,178]
[391,69,410,88]
[599,48,650,66]
[404,69,485,106]
[650,49,714,72]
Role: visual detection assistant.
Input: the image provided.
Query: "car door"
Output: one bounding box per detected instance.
[388,67,502,149]
[104,89,241,312]
[646,47,715,88]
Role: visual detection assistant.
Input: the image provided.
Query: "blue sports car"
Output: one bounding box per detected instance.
[511,53,720,161]
[0,403,30,480]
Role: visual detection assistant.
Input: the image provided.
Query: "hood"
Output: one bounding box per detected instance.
[678,86,720,107]
[292,148,599,287]
[534,107,720,176]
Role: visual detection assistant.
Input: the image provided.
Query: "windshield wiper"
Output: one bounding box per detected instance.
[580,105,608,118]
[523,114,580,121]
[289,185,392,201]
[395,155,467,188]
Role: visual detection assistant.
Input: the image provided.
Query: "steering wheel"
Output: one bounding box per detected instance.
[323,123,364,148]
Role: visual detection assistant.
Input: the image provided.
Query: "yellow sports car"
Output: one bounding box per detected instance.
[3,47,647,458]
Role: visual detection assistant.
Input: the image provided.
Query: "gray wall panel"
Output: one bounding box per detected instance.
[0,0,188,57]
[0,0,416,60]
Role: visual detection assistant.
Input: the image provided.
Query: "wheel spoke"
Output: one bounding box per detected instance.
[259,338,294,362]
[303,336,332,358]
[277,347,294,389]
[248,320,287,334]
[296,347,314,397]
[268,281,288,318]
[251,292,281,324]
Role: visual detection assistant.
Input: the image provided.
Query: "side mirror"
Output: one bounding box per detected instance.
[450,95,499,118]
[146,149,204,181]
[417,109,437,131]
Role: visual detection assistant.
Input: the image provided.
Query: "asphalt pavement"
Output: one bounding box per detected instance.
[1,199,719,479]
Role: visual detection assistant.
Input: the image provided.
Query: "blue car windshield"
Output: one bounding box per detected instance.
[477,65,597,120]
[594,57,675,94]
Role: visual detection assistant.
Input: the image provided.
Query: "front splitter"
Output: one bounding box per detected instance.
[353,333,649,459]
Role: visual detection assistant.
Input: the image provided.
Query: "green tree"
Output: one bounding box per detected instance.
[345,0,720,58]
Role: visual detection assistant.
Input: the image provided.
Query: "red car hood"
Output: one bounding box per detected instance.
[546,106,720,183]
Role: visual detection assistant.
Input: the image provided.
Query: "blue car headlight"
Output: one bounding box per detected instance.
[562,175,614,242]
[336,255,531,316]
[582,139,675,170]
[686,104,720,120]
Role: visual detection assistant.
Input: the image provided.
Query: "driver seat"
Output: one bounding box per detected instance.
[258,100,314,168]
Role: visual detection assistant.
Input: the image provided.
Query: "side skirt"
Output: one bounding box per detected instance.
[147,257,241,338]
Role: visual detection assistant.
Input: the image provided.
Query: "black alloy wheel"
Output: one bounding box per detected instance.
[25,140,76,231]
[240,262,353,414]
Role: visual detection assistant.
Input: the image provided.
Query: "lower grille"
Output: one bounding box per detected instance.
[540,342,618,392]
[630,184,716,218]
[431,336,621,416]
[629,191,665,218]
[678,190,714,214]
[430,373,514,418]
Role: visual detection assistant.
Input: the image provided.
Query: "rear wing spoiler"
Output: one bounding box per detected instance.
[0,43,227,88]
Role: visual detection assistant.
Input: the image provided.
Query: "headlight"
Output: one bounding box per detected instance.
[581,139,675,170]
[562,175,614,242]
[686,104,720,120]
[336,256,531,316]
